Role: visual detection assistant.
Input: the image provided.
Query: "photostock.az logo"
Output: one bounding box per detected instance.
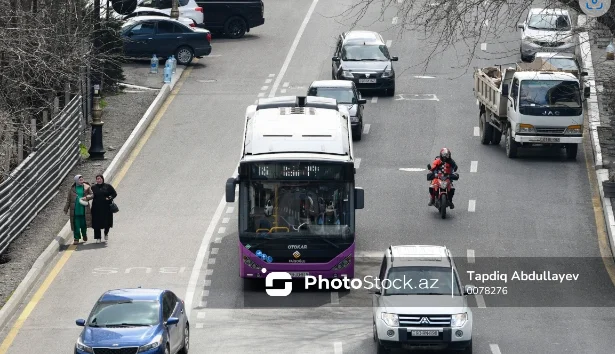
[265,271,293,296]
[580,0,611,17]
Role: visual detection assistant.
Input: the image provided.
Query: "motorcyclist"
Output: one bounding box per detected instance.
[428,148,458,208]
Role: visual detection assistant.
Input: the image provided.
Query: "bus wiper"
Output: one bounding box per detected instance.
[316,234,340,249]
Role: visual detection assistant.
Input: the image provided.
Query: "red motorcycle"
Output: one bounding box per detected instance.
[427,164,458,219]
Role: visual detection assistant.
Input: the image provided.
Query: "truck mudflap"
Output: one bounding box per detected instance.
[514,135,582,144]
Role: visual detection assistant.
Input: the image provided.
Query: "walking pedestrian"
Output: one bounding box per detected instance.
[91,174,117,242]
[63,174,93,245]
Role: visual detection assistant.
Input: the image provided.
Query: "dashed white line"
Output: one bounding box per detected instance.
[205,269,213,276]
[398,0,403,3]
[467,249,475,263]
[261,86,268,91]
[281,89,287,93]
[355,158,361,169]
[386,39,392,48]
[468,200,476,212]
[226,207,234,213]
[363,123,371,134]
[196,323,204,329]
[470,161,478,173]
[334,342,343,354]
[474,127,480,136]
[283,82,289,88]
[208,258,216,265]
[392,16,398,24]
[476,294,486,308]
[481,43,487,51]
[197,311,206,319]
[214,237,221,243]
[218,227,226,234]
[265,78,272,84]
[222,217,230,224]
[268,73,275,78]
[211,248,219,255]
[371,96,378,103]
[257,92,265,98]
[331,292,339,305]
[399,168,426,172]
[414,75,435,79]
[202,290,210,297]
[204,280,211,287]
[198,299,207,308]
[490,344,502,354]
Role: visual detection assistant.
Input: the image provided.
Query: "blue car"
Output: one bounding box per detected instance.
[75,288,189,354]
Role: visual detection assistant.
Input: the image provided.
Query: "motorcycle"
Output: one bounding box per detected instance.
[427,164,459,219]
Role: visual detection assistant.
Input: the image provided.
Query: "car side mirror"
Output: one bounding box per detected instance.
[332,56,340,61]
[226,177,237,203]
[166,317,179,326]
[517,23,524,29]
[354,187,364,209]
[391,56,398,61]
[502,84,509,97]
[358,98,367,104]
[584,86,590,98]
[76,319,86,326]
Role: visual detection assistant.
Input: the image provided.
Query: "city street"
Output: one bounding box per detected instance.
[1,0,615,353]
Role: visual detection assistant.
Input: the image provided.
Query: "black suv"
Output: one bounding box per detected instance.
[195,0,265,39]
[332,30,398,96]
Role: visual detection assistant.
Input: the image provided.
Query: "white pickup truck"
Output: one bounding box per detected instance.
[473,59,590,159]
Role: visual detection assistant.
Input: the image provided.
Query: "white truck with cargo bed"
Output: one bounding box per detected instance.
[473,59,590,159]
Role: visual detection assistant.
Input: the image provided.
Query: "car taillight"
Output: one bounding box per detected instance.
[195,6,203,12]
[206,32,211,42]
[190,22,195,27]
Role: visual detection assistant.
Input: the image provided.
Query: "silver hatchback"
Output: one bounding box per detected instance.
[518,8,575,61]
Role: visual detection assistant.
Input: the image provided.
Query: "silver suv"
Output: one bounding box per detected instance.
[371,245,473,353]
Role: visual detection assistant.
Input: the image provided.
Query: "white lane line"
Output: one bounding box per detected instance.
[386,39,392,48]
[204,280,211,287]
[371,96,378,103]
[218,227,226,234]
[392,16,398,24]
[356,251,385,258]
[363,123,371,134]
[214,237,221,243]
[334,342,343,354]
[355,158,361,169]
[205,269,213,276]
[208,258,216,265]
[202,290,210,297]
[211,248,219,255]
[281,89,287,93]
[414,75,435,79]
[226,207,234,213]
[399,168,426,172]
[198,299,207,308]
[490,344,502,354]
[265,78,272,84]
[470,161,478,173]
[476,294,486,308]
[468,200,476,212]
[474,126,480,136]
[481,43,487,51]
[222,217,230,224]
[268,73,275,78]
[283,82,289,88]
[268,0,319,97]
[331,292,339,305]
[467,249,475,263]
[398,0,403,3]
[257,92,265,98]
[196,323,204,329]
[261,86,268,91]
[197,311,206,319]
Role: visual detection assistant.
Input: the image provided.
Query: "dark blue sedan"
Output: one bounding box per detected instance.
[121,16,212,65]
[75,288,189,354]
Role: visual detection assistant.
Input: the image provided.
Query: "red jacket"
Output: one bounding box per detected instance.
[430,157,458,175]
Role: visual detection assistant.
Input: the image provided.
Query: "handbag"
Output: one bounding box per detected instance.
[109,200,119,213]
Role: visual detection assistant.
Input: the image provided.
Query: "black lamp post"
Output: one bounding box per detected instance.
[88,84,105,159]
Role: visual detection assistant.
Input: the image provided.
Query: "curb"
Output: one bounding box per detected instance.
[578,15,615,258]
[0,66,186,333]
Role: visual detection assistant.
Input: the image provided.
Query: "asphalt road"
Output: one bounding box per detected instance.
[2,0,615,353]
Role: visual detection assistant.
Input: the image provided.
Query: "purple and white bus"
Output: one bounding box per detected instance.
[225,96,364,280]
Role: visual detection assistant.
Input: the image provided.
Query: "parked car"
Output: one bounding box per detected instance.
[533,52,589,88]
[307,80,367,141]
[121,16,212,65]
[74,288,189,354]
[195,0,265,39]
[123,9,197,27]
[518,8,575,61]
[136,0,204,25]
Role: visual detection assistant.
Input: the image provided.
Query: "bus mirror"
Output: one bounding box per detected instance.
[226,178,237,203]
[354,187,364,209]
[584,86,590,98]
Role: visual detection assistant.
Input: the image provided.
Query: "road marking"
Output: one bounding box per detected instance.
[92,266,187,275]
[208,258,216,265]
[197,311,206,319]
[490,344,502,354]
[283,82,289,88]
[334,342,343,354]
[206,269,213,276]
[211,248,219,255]
[399,168,426,172]
[202,290,210,297]
[222,217,229,224]
[474,127,480,136]
[468,200,476,212]
[269,0,319,97]
[482,19,489,27]
[269,73,275,77]
[218,227,226,234]
[363,124,371,134]
[0,58,198,354]
[470,161,478,173]
[392,16,398,24]
[331,292,339,305]
[355,158,361,169]
[371,97,378,103]
[398,0,403,3]
[226,207,234,213]
[204,280,211,287]
[481,43,487,51]
[597,84,604,93]
[467,249,475,263]
[281,89,287,93]
[265,78,272,84]
[257,92,265,98]
[254,100,258,104]
[395,94,439,101]
[261,86,268,91]
[214,237,221,243]
[198,299,207,308]
[476,294,486,308]
[196,323,204,329]
[386,39,392,47]
[414,75,435,79]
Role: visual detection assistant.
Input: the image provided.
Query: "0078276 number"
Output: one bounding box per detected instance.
[467,286,508,295]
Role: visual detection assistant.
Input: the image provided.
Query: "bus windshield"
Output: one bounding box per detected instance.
[519,80,581,108]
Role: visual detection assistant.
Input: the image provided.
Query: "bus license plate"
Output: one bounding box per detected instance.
[540,137,560,143]
[289,272,309,277]
[411,330,439,337]
[359,79,376,83]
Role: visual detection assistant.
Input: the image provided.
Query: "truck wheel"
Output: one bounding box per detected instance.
[566,144,578,160]
[491,126,502,145]
[479,111,492,145]
[505,127,518,158]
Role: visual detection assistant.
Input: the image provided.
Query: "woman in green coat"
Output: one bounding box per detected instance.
[63,175,93,245]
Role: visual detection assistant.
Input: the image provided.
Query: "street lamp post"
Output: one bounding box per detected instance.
[88,84,106,159]
[170,0,179,19]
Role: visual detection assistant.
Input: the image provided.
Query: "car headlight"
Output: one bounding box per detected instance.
[342,70,354,79]
[75,337,94,353]
[138,334,163,353]
[451,312,468,327]
[382,69,394,78]
[381,312,399,327]
[516,123,535,133]
[565,125,582,134]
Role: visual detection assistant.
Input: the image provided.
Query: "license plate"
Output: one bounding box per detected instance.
[288,272,309,277]
[359,79,376,83]
[540,47,559,52]
[411,330,439,337]
[540,137,560,143]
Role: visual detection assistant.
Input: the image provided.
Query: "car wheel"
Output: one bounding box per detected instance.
[179,323,189,353]
[175,46,194,65]
[224,16,247,39]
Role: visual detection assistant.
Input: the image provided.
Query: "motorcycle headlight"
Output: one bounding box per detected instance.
[382,69,394,78]
[440,181,448,188]
[516,123,535,133]
[381,312,399,327]
[451,313,468,327]
[342,70,354,79]
[138,334,163,353]
[75,337,94,353]
[565,125,582,134]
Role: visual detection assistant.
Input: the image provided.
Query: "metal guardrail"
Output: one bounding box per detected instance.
[0,95,82,256]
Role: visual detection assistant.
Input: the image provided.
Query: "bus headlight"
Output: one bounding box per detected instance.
[565,125,582,134]
[243,256,262,270]
[331,255,352,270]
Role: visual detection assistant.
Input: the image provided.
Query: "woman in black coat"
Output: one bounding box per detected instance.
[91,174,117,242]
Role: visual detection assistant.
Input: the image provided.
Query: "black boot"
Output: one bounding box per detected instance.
[428,197,435,206]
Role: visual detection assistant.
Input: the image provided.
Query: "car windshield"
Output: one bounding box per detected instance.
[383,266,462,296]
[519,80,581,108]
[341,44,389,61]
[308,87,356,104]
[87,300,160,327]
[528,14,570,30]
[540,58,578,71]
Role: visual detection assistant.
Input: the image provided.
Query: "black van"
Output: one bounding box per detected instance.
[195,0,265,39]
